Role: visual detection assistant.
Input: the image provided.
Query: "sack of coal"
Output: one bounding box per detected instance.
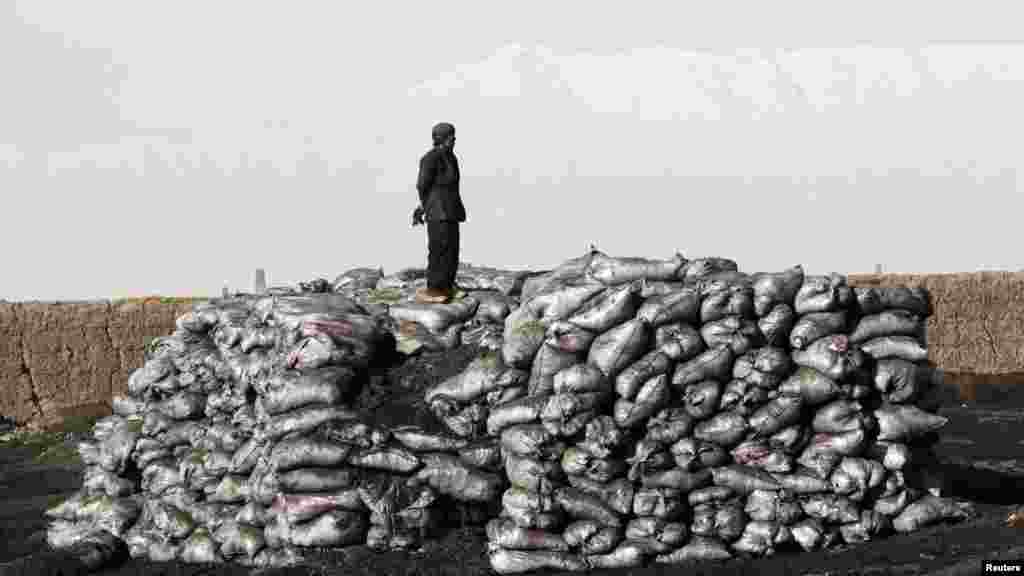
[361,480,438,551]
[487,542,588,574]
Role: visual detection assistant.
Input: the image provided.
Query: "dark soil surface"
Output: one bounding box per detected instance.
[348,334,483,434]
[3,344,1023,576]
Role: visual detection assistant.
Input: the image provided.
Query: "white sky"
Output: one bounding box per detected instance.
[2,0,1022,300]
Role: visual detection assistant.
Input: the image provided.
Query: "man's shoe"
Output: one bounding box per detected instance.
[436,288,454,303]
[415,287,449,304]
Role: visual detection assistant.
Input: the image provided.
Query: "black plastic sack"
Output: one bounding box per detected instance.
[587,253,686,285]
[567,282,640,333]
[587,319,651,380]
[718,379,768,416]
[700,316,762,356]
[790,311,848,350]
[752,266,804,317]
[672,346,734,390]
[636,288,701,327]
[654,322,705,362]
[849,310,924,344]
[794,273,852,315]
[854,286,931,317]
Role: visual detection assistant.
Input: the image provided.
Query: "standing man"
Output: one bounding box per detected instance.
[412,122,466,304]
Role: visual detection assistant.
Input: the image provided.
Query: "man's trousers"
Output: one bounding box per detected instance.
[426,220,460,291]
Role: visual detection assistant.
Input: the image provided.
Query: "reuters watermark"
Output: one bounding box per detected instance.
[984,560,1024,573]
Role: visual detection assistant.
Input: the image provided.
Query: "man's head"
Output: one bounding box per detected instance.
[431,122,456,151]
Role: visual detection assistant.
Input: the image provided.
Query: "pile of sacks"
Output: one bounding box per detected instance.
[247,264,526,355]
[417,250,972,573]
[328,263,526,354]
[43,249,973,574]
[44,292,504,569]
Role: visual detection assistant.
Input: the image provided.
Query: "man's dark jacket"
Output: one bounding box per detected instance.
[417,148,466,222]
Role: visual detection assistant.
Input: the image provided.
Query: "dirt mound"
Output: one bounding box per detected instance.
[349,332,484,434]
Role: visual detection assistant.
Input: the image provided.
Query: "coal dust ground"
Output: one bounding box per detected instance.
[3,341,1024,576]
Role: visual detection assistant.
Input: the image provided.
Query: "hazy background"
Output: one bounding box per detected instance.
[2,0,1022,301]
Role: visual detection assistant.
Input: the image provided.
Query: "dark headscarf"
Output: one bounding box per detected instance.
[431,122,455,146]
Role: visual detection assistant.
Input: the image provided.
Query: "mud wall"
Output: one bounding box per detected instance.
[2,271,1023,429]
[0,299,202,429]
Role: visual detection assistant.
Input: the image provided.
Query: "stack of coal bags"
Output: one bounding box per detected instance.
[425,352,530,441]
[369,264,521,355]
[388,297,480,354]
[478,251,970,573]
[395,425,505,542]
[255,419,503,556]
[373,264,532,299]
[850,285,958,529]
[46,292,432,569]
[461,290,518,352]
[43,252,971,574]
[45,417,143,569]
[333,267,387,294]
[256,422,391,556]
[454,264,538,297]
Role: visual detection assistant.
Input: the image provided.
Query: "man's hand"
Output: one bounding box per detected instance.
[411,206,425,227]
